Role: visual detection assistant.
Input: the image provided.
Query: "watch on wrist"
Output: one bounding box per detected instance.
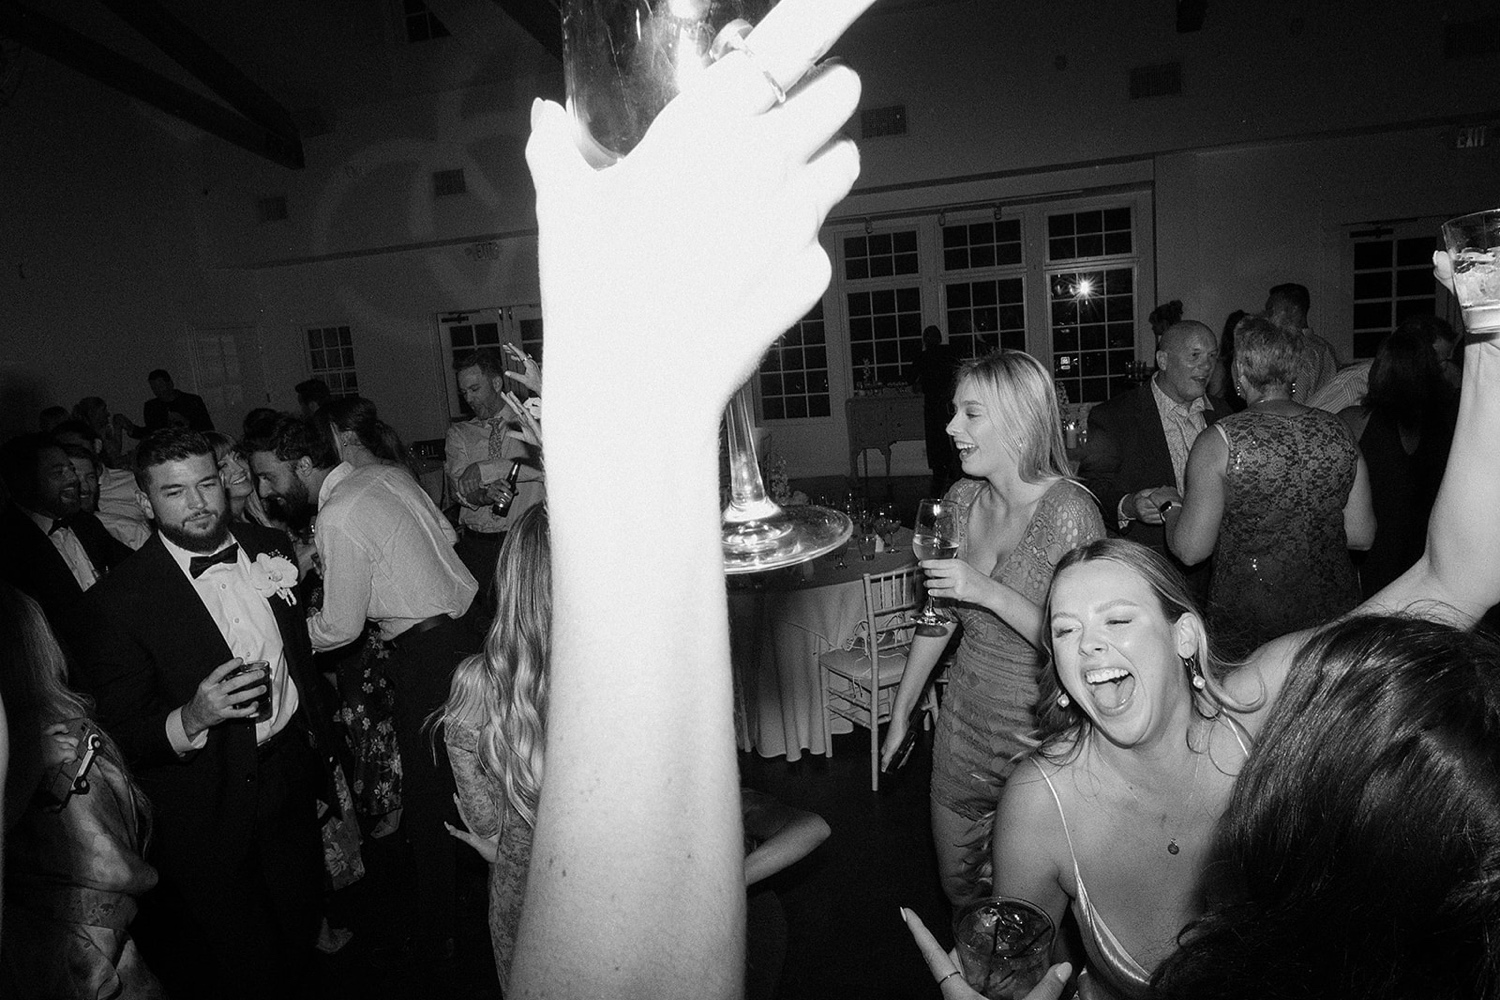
[1158,499,1180,517]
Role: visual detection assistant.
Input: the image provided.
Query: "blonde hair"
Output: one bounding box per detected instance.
[954,349,1075,484]
[443,504,552,827]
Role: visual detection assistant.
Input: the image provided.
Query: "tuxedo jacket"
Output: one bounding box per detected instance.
[72,521,332,879]
[1078,383,1226,562]
[0,502,131,624]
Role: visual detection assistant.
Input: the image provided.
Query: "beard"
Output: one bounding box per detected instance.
[263,477,317,534]
[158,507,231,554]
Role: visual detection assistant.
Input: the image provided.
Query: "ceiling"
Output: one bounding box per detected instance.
[0,0,563,167]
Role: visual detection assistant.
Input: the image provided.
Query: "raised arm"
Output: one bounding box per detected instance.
[1360,253,1500,625]
[510,3,873,997]
[1165,425,1226,566]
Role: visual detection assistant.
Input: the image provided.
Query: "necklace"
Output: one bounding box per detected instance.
[1166,744,1204,855]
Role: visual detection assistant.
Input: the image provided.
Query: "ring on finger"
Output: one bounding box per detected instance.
[709,18,787,105]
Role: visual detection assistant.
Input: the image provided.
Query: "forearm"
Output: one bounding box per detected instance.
[980,581,1046,648]
[743,813,830,886]
[511,407,743,1000]
[890,630,953,716]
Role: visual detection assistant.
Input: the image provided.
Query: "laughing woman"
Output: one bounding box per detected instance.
[990,251,1500,1000]
[879,350,1104,906]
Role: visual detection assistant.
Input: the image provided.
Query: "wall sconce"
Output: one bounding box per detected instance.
[993,206,1003,221]
[937,211,947,227]
[864,218,873,234]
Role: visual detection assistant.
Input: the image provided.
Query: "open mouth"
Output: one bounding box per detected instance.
[954,442,976,461]
[1084,666,1135,713]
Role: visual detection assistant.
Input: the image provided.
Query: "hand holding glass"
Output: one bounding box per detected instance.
[913,499,960,628]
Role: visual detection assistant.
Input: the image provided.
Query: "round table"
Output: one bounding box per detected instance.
[728,528,915,760]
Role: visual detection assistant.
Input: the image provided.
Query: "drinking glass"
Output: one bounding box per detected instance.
[1441,209,1500,337]
[564,0,850,573]
[952,897,1055,1000]
[855,528,877,561]
[912,498,960,629]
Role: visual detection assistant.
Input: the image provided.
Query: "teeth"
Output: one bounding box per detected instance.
[1085,667,1129,685]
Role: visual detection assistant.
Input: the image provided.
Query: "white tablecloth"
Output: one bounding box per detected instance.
[729,529,914,760]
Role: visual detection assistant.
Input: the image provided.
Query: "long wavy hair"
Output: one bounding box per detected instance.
[0,582,151,838]
[316,396,417,477]
[441,504,552,827]
[1033,538,1259,762]
[953,349,1076,485]
[1150,615,1500,999]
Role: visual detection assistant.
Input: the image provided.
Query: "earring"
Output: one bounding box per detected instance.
[1183,654,1206,690]
[1056,692,1071,709]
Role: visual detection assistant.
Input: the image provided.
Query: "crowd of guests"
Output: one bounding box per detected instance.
[1,0,1496,996]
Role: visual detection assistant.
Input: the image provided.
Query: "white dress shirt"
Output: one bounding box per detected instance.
[159,534,300,752]
[24,507,98,590]
[309,462,478,649]
[444,416,544,534]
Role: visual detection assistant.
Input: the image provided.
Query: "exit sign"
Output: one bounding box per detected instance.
[1455,125,1489,149]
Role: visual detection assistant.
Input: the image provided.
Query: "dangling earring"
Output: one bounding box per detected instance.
[1183,654,1206,690]
[1056,692,1071,709]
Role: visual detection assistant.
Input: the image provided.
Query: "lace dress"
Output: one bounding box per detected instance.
[1207,409,1360,658]
[931,479,1104,831]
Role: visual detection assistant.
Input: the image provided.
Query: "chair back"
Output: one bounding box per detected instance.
[862,567,923,654]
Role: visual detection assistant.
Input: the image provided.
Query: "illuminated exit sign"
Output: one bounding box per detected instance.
[1454,125,1489,149]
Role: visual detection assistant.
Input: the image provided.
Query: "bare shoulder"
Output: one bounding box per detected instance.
[1220,629,1308,737]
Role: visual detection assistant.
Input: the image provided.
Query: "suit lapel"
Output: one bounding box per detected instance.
[134,535,235,663]
[1135,385,1177,483]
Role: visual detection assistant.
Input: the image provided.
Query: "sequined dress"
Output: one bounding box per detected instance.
[931,478,1104,824]
[1207,408,1360,658]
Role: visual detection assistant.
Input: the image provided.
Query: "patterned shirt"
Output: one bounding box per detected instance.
[1290,331,1340,404]
[1151,375,1210,492]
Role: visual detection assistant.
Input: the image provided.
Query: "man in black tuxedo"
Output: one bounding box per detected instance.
[0,433,130,625]
[1078,321,1226,597]
[72,429,329,1000]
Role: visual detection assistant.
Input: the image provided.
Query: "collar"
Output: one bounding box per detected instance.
[21,506,68,535]
[317,461,356,508]
[1151,375,1209,417]
[161,530,242,578]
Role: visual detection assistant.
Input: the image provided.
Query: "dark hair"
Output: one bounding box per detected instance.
[1266,282,1311,317]
[1149,300,1184,336]
[1034,539,1254,761]
[1397,313,1458,351]
[922,325,943,347]
[133,428,215,490]
[1232,315,1299,391]
[249,414,338,471]
[295,378,331,406]
[147,369,172,384]
[1363,327,1453,427]
[0,433,63,495]
[454,348,507,379]
[1150,616,1500,1000]
[58,442,99,471]
[73,396,108,427]
[1219,309,1248,366]
[317,396,414,472]
[38,406,69,431]
[49,419,100,448]
[241,407,280,441]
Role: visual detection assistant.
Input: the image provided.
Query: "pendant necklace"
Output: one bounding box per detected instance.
[1165,751,1203,856]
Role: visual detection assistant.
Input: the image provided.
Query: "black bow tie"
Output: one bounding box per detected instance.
[189,544,239,578]
[48,517,71,535]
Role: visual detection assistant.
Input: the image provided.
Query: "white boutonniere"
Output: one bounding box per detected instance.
[250,552,299,605]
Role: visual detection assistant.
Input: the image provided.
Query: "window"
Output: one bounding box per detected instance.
[306,325,358,395]
[1049,268,1137,403]
[437,306,540,419]
[843,230,919,280]
[1047,207,1133,261]
[1351,234,1440,358]
[759,302,831,421]
[403,0,450,42]
[945,277,1026,359]
[848,286,923,388]
[942,219,1022,271]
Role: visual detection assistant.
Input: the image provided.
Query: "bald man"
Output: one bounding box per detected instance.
[1079,321,1227,596]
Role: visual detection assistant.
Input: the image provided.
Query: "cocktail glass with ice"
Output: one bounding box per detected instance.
[952,896,1054,1000]
[1442,209,1500,337]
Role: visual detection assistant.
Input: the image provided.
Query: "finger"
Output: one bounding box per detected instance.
[525,98,594,204]
[1433,250,1457,295]
[721,243,834,372]
[746,0,880,97]
[1020,963,1073,1000]
[771,61,863,164]
[899,907,958,978]
[208,657,245,681]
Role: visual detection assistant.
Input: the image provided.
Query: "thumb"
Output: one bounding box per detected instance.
[525,98,594,203]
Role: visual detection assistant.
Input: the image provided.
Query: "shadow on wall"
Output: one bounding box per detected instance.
[0,366,52,441]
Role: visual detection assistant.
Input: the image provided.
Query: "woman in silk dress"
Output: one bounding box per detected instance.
[0,582,163,999]
[984,250,1500,1000]
[1166,316,1375,658]
[879,349,1104,907]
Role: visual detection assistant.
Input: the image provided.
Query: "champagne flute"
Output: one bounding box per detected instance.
[564,0,851,573]
[912,499,960,629]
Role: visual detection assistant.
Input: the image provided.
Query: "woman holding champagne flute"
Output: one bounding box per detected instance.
[881,349,1104,906]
